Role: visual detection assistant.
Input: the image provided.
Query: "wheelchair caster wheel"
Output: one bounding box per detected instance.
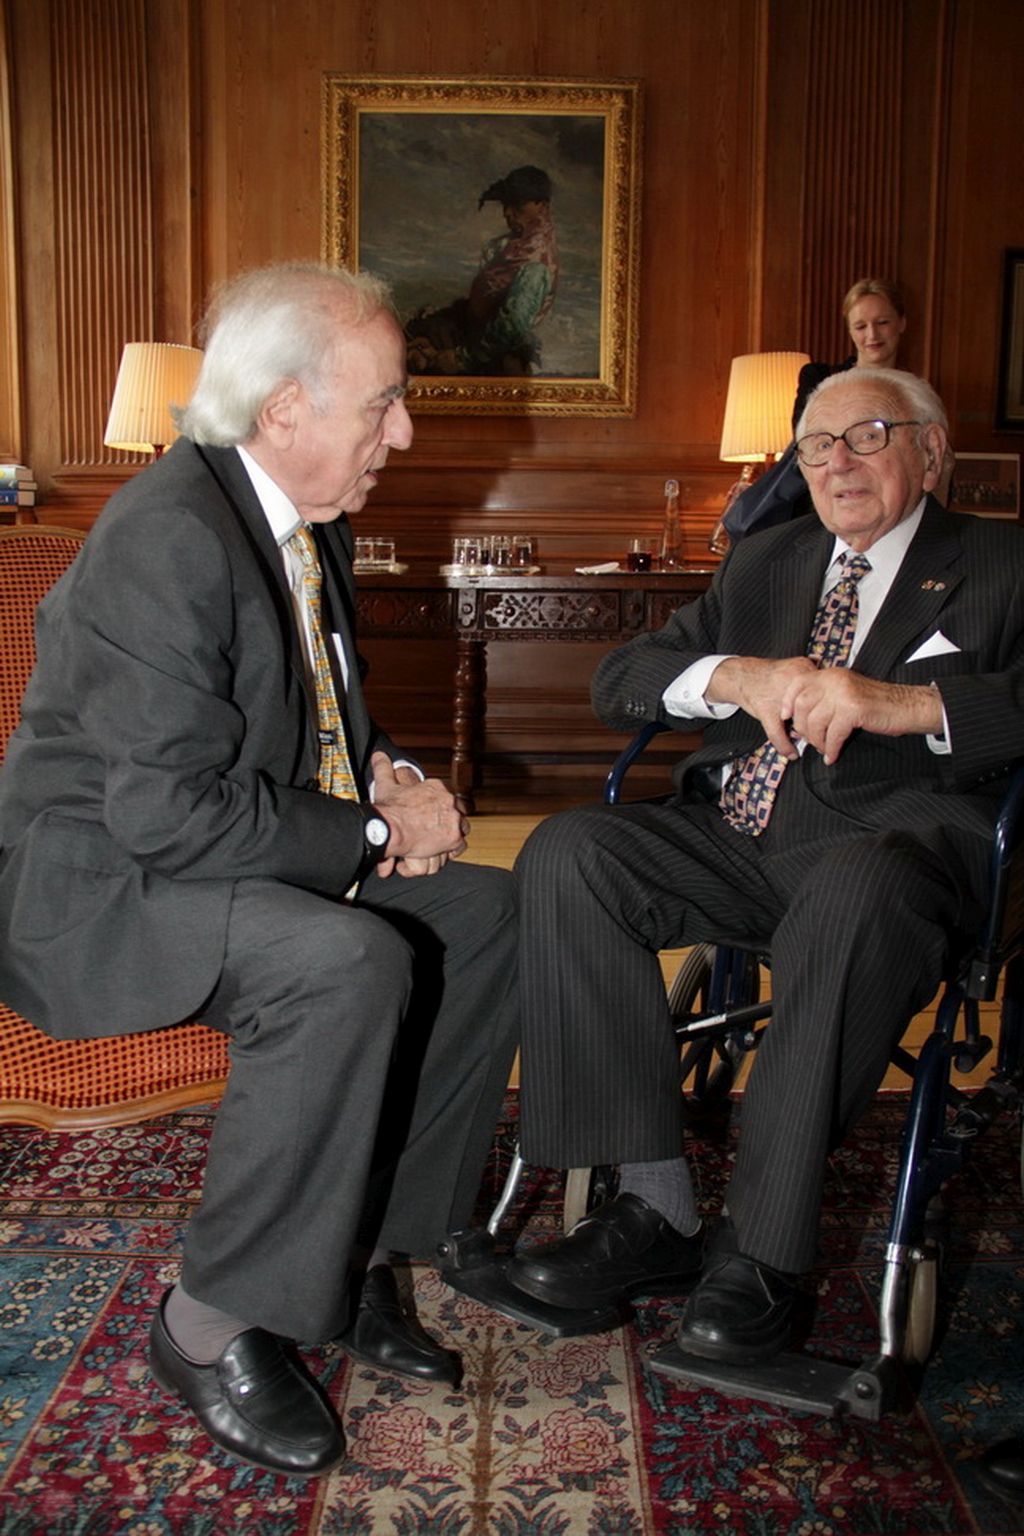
[901,1247,939,1365]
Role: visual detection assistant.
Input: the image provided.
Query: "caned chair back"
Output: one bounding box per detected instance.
[0,525,85,762]
[0,523,230,1128]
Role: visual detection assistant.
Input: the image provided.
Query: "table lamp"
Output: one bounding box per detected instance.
[710,350,811,553]
[103,342,204,457]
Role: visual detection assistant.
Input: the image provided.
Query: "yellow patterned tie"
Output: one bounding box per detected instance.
[287,525,358,801]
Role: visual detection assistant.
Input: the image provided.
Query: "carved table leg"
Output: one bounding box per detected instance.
[453,634,485,809]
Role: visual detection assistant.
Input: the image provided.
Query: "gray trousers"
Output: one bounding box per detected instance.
[181,859,518,1342]
[516,787,968,1274]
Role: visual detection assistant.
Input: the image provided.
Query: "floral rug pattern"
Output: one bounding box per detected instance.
[1,1097,1023,1535]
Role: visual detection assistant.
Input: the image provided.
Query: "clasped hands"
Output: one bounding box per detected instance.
[367,751,469,878]
[708,656,944,767]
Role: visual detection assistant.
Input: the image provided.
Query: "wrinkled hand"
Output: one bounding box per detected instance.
[708,656,944,767]
[780,670,944,765]
[368,752,469,878]
[707,655,818,759]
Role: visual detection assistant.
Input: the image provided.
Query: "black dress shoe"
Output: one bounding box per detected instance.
[676,1250,798,1363]
[338,1265,462,1387]
[980,1435,1024,1500]
[148,1291,344,1477]
[506,1194,705,1311]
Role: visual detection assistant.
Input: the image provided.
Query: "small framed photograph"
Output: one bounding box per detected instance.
[997,248,1024,431]
[948,451,1020,518]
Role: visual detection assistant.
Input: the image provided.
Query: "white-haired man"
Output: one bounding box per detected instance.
[507,368,1024,1363]
[0,264,518,1475]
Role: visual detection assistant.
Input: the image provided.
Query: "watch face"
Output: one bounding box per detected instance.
[366,815,389,848]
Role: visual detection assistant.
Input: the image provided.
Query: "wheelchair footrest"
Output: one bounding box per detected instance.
[436,1227,621,1338]
[650,1342,898,1422]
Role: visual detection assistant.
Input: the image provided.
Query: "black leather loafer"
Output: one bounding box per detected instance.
[148,1291,344,1477]
[506,1194,705,1311]
[338,1264,462,1388]
[980,1435,1024,1500]
[676,1250,798,1363]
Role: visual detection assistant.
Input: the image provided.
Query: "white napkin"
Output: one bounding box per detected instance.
[575,562,622,575]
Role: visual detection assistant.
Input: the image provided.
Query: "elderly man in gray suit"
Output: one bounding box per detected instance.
[0,264,518,1476]
[507,367,1024,1363]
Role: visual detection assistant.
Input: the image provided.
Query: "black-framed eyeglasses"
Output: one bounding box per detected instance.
[795,418,921,468]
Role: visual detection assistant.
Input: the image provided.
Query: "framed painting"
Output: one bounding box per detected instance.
[321,75,643,416]
[997,249,1024,431]
[948,451,1020,518]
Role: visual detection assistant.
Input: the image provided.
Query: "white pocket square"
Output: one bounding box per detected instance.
[906,631,961,662]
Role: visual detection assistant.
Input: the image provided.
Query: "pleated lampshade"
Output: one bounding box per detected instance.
[103,342,204,455]
[719,351,811,462]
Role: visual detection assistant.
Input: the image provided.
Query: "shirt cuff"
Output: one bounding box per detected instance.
[926,689,952,755]
[662,655,740,720]
[368,759,424,802]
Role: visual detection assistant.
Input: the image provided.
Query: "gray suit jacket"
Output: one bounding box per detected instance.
[0,439,406,1038]
[592,498,1024,894]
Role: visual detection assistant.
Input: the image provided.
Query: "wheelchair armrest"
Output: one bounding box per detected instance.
[604,721,671,806]
[969,758,1024,997]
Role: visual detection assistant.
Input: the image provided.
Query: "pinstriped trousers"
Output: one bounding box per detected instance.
[515,778,967,1274]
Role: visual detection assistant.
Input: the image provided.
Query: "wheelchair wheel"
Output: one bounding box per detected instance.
[668,943,760,1121]
[901,1243,940,1364]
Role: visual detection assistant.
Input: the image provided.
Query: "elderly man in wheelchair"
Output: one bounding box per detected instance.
[502,368,1024,1379]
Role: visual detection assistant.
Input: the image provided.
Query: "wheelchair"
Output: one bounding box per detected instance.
[439,722,1024,1422]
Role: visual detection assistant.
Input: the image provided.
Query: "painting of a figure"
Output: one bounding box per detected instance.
[358,115,604,380]
[403,162,563,378]
[321,77,642,415]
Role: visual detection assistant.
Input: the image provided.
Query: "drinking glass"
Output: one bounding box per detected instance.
[512,533,535,567]
[625,536,657,572]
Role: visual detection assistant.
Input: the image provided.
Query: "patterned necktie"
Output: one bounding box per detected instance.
[287,525,358,801]
[719,551,871,836]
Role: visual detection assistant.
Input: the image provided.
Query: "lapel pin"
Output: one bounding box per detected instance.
[920,579,946,591]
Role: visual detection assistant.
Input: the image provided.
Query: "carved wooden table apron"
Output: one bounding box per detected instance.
[355,568,714,804]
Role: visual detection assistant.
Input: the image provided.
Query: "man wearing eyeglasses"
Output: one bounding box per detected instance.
[507,368,1024,1364]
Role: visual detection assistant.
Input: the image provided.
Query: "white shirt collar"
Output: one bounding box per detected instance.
[827,496,927,587]
[237,445,303,546]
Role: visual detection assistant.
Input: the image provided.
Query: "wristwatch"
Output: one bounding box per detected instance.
[361,805,391,865]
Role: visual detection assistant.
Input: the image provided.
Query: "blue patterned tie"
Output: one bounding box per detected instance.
[719,552,871,836]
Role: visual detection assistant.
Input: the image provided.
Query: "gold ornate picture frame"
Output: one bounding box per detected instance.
[321,75,642,417]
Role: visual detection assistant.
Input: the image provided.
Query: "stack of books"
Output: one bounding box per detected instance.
[0,463,37,513]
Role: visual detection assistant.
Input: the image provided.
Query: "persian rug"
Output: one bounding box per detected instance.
[1,1092,1023,1536]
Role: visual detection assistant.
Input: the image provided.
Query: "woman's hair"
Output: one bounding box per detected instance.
[794,366,948,441]
[174,263,394,446]
[841,276,906,320]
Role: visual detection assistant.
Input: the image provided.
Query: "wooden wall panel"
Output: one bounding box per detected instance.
[51,0,153,465]
[0,2,18,462]
[800,0,903,363]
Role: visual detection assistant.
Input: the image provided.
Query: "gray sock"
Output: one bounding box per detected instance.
[163,1282,253,1364]
[617,1157,700,1236]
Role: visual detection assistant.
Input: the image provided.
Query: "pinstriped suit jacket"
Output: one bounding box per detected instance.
[592,498,1024,889]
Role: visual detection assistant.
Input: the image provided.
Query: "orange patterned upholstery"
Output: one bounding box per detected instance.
[0,525,229,1128]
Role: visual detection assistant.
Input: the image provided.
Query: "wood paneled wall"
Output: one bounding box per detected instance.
[4,0,1022,535]
[1,0,1022,782]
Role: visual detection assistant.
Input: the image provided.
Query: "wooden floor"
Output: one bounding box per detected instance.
[466,805,998,1092]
